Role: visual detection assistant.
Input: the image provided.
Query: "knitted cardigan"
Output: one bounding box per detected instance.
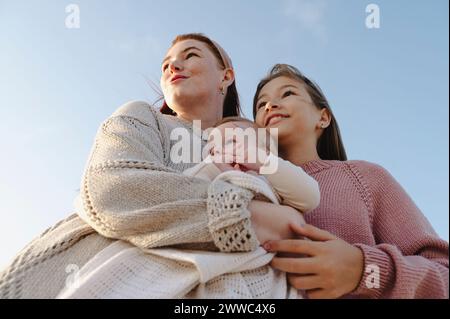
[0,101,260,298]
[0,100,448,298]
[57,171,300,299]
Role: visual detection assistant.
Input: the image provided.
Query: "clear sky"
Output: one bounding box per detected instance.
[0,0,448,268]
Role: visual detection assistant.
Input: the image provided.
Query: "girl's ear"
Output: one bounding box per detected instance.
[317,108,331,129]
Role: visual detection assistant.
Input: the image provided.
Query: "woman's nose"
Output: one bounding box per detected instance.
[169,60,182,73]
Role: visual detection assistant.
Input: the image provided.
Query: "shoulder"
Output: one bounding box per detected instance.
[110,100,162,126]
[108,100,185,136]
[345,160,398,195]
[346,160,391,178]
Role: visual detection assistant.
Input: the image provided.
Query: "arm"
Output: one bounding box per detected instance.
[348,162,449,298]
[261,153,320,213]
[249,200,306,245]
[77,101,259,252]
[183,156,222,181]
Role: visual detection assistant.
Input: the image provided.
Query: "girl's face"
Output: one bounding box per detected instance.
[160,39,226,114]
[254,76,323,145]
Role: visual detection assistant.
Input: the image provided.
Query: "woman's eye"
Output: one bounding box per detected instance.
[186,52,198,59]
[282,90,295,98]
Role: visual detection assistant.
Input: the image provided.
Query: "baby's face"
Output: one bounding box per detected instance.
[207,121,252,156]
[207,121,268,163]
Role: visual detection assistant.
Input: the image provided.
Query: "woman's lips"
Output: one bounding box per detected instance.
[171,75,188,83]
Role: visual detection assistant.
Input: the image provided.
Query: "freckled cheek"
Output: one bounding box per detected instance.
[187,62,204,77]
[194,62,220,84]
[199,77,218,93]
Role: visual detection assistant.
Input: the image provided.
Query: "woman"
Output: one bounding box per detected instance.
[0,34,302,298]
[246,64,448,298]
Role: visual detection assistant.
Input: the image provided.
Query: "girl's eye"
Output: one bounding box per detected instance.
[162,63,168,72]
[257,101,267,110]
[282,90,295,98]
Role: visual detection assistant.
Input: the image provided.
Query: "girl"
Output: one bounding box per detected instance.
[243,64,449,299]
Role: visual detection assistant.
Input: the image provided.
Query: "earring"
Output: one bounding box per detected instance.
[220,87,225,95]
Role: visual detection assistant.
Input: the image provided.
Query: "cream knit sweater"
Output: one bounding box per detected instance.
[57,171,302,299]
[0,101,268,298]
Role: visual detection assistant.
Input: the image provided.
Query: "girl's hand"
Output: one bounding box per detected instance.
[265,223,364,299]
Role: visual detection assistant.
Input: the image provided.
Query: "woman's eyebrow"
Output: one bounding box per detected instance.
[162,46,202,66]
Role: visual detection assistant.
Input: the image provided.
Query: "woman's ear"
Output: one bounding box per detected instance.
[317,108,331,129]
[221,68,235,90]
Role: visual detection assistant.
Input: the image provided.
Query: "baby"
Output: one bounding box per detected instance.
[184,116,321,215]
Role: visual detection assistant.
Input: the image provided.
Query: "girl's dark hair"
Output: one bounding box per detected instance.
[252,64,347,161]
[160,33,241,118]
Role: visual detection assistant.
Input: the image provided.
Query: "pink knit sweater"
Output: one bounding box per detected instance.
[299,159,448,299]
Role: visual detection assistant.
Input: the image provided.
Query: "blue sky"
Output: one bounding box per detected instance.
[0,0,448,267]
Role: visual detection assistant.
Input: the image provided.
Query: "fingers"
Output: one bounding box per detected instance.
[212,152,234,164]
[289,223,336,242]
[270,256,318,274]
[222,142,247,162]
[288,274,322,290]
[264,239,323,256]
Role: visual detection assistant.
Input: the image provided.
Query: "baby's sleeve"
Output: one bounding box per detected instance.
[183,156,223,181]
[260,153,320,213]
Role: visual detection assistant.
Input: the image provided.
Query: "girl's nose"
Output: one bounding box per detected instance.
[265,101,279,112]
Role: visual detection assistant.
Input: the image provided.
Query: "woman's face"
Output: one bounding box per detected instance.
[254,76,323,145]
[160,39,225,113]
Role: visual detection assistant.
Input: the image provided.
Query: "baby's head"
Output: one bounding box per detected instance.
[213,116,257,134]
